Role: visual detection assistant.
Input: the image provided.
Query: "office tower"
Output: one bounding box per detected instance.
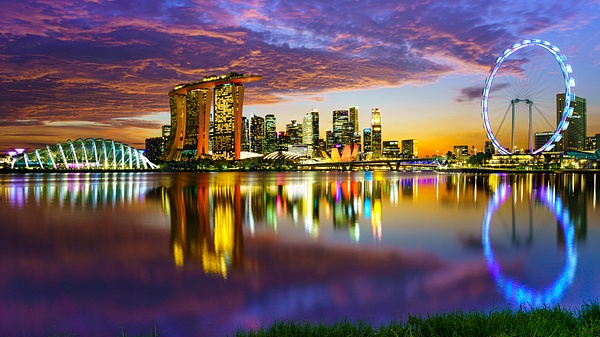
[145,137,164,163]
[363,128,372,153]
[484,140,495,155]
[263,114,277,154]
[333,110,349,146]
[163,73,262,161]
[286,120,302,145]
[535,131,554,151]
[303,112,314,157]
[596,134,600,150]
[250,114,264,154]
[310,109,320,156]
[383,141,400,158]
[349,106,359,135]
[371,108,382,159]
[454,145,469,157]
[557,94,587,150]
[325,130,334,152]
[401,139,417,158]
[241,117,250,152]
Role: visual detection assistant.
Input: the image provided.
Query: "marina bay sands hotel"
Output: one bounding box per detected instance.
[163,72,262,161]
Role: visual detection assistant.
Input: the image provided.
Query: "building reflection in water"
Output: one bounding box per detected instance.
[149,172,597,281]
[160,181,244,279]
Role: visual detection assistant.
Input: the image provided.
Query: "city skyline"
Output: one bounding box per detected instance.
[1,1,599,156]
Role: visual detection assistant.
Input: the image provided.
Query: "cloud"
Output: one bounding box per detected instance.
[0,0,597,149]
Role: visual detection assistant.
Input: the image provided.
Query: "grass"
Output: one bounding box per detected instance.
[236,303,600,337]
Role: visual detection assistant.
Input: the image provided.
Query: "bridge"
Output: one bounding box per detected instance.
[297,157,446,171]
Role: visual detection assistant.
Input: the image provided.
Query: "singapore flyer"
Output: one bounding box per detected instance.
[481,39,575,155]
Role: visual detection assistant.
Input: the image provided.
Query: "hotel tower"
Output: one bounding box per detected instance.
[163,73,262,161]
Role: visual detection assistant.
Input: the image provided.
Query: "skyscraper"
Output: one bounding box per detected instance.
[310,109,319,157]
[363,128,372,154]
[302,112,314,157]
[349,106,359,135]
[333,110,349,147]
[401,139,418,158]
[286,120,302,145]
[241,116,250,152]
[371,108,382,159]
[250,114,264,154]
[264,114,277,154]
[557,94,587,150]
[212,83,243,160]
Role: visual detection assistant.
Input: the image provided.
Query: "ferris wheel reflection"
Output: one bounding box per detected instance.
[482,182,577,308]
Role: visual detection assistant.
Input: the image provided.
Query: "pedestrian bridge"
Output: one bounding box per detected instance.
[298,158,446,171]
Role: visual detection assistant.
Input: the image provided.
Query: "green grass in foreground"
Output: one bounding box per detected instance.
[236,303,600,337]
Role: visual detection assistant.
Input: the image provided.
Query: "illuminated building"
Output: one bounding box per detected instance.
[250,114,265,154]
[349,106,359,135]
[402,139,418,158]
[325,130,334,152]
[363,128,372,155]
[286,120,302,145]
[535,131,554,151]
[302,112,314,157]
[264,114,277,154]
[484,140,495,155]
[332,110,349,147]
[383,141,400,158]
[163,72,262,161]
[144,137,165,163]
[557,94,587,150]
[241,116,250,152]
[454,145,469,157]
[371,108,382,159]
[310,109,320,156]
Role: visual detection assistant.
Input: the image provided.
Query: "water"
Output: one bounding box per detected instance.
[0,171,598,336]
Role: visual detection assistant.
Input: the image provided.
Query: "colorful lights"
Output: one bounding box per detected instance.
[481,39,574,155]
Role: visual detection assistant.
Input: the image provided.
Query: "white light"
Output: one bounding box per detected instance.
[565,64,572,73]
[569,78,575,87]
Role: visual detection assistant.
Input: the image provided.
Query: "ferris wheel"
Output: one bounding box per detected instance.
[481,39,575,155]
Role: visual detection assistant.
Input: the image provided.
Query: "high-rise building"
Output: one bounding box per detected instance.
[163,73,262,161]
[308,109,320,157]
[596,133,600,151]
[363,128,372,154]
[349,106,359,135]
[241,117,250,152]
[371,108,382,159]
[454,145,469,157]
[484,140,495,155]
[302,112,314,157]
[264,114,277,154]
[325,130,334,152]
[401,139,417,158]
[333,110,349,146]
[557,94,587,150]
[383,141,400,158]
[535,131,554,151]
[286,120,302,145]
[250,114,264,154]
[212,83,244,160]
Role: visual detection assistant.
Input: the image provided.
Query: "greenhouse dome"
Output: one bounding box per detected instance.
[12,138,157,170]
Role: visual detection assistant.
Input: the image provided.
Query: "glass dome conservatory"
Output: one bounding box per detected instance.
[12,138,157,170]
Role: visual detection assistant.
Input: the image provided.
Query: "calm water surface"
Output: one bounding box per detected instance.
[0,171,599,336]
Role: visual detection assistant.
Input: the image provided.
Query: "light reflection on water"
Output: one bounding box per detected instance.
[0,171,598,336]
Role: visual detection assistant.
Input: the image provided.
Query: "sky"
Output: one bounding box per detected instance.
[1,0,599,156]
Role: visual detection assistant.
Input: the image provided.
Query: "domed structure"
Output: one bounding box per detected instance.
[12,138,157,170]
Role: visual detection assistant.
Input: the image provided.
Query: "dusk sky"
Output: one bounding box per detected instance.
[1,0,599,156]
